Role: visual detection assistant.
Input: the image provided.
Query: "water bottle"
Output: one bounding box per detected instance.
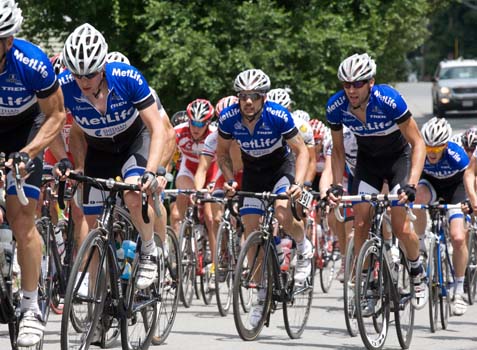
[0,224,13,277]
[274,236,284,265]
[280,237,293,271]
[54,226,65,257]
[120,240,137,280]
[117,247,125,271]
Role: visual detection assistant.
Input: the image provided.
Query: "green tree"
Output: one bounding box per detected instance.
[18,0,439,119]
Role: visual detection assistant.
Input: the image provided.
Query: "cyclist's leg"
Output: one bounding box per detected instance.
[6,158,45,346]
[414,179,434,255]
[448,182,469,315]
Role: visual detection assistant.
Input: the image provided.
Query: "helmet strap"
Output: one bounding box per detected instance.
[93,73,104,99]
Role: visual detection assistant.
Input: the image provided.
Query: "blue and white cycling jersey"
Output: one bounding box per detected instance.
[0,38,58,129]
[326,84,411,156]
[423,141,469,183]
[58,61,155,152]
[218,101,298,167]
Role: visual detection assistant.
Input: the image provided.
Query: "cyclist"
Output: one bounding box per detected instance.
[415,117,469,315]
[194,95,242,288]
[0,0,67,345]
[216,69,312,326]
[267,88,316,183]
[326,53,428,310]
[171,99,219,237]
[59,23,174,290]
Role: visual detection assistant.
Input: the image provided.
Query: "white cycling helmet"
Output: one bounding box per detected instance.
[106,51,130,65]
[234,69,271,93]
[421,117,452,146]
[292,109,311,122]
[338,53,376,82]
[0,0,22,38]
[62,23,108,75]
[267,88,292,108]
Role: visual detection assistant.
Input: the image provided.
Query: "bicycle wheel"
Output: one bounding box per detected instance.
[283,249,315,339]
[232,230,272,341]
[320,237,337,293]
[121,240,158,350]
[178,221,196,308]
[440,247,452,330]
[199,236,214,305]
[343,236,358,337]
[152,226,180,346]
[38,221,54,324]
[427,238,439,332]
[61,228,108,350]
[394,246,414,349]
[466,229,477,305]
[215,221,234,316]
[355,239,390,350]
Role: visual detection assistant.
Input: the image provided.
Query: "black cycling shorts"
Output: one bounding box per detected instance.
[82,128,150,215]
[351,145,410,195]
[0,114,44,200]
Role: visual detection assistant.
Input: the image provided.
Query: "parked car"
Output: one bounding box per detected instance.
[431,58,477,117]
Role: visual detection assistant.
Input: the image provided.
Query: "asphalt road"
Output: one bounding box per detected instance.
[1,83,476,350]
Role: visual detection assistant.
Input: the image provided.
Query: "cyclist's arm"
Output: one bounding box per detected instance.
[22,88,66,158]
[330,128,345,186]
[194,154,213,190]
[398,117,426,186]
[48,134,69,162]
[139,104,168,173]
[69,121,87,172]
[319,154,333,199]
[305,145,317,183]
[158,108,177,167]
[286,133,308,186]
[464,154,477,208]
[216,135,234,182]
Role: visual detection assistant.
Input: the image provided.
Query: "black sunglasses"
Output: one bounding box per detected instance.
[72,71,100,80]
[343,80,368,89]
[237,92,264,101]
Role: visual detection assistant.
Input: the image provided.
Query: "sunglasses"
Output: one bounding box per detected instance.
[72,71,100,80]
[190,120,207,128]
[237,92,264,101]
[426,144,446,153]
[343,80,368,89]
[464,146,476,153]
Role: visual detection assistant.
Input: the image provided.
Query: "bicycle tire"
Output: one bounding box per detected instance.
[343,236,358,337]
[199,236,214,305]
[60,228,108,350]
[215,221,234,316]
[232,230,272,341]
[152,226,181,345]
[283,249,315,339]
[178,221,196,308]
[427,238,439,332]
[466,229,477,305]
[355,239,390,350]
[394,246,415,349]
[440,248,452,330]
[121,239,158,350]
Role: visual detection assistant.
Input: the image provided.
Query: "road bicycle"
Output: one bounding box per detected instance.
[60,171,162,350]
[167,189,214,308]
[346,193,414,350]
[409,201,459,333]
[232,191,315,341]
[214,195,245,316]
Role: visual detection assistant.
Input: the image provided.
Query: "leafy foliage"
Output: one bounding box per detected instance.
[18,0,440,119]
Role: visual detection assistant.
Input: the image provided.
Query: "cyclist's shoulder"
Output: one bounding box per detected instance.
[325,90,348,116]
[446,141,469,164]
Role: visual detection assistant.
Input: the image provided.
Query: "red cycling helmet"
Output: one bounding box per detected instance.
[215,95,238,117]
[186,98,215,123]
